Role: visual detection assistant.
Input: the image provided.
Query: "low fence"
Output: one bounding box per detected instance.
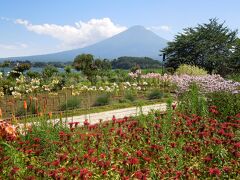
[0,89,150,120]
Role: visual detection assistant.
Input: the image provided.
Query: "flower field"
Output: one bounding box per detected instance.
[0,102,240,179]
[0,68,240,179]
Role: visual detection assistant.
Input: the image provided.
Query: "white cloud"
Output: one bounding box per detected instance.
[14,18,127,49]
[0,43,28,50]
[148,25,171,32]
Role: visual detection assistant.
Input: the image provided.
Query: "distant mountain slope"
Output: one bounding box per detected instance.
[2,25,168,61]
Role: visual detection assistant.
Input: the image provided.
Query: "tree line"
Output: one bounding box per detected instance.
[162,18,240,76]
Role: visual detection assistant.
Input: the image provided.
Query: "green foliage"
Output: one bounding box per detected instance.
[175,64,208,76]
[165,67,175,75]
[13,63,31,73]
[112,56,161,69]
[226,73,240,82]
[73,54,111,84]
[148,89,164,100]
[163,18,238,75]
[42,65,59,78]
[60,97,81,111]
[64,65,72,74]
[228,39,240,74]
[26,71,41,79]
[207,91,240,119]
[94,94,110,106]
[177,84,208,116]
[124,91,136,102]
[108,69,130,83]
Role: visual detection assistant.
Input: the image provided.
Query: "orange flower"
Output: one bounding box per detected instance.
[23,100,27,110]
[48,112,52,119]
[0,108,2,118]
[38,112,43,117]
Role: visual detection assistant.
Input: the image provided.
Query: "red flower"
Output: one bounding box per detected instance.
[223,166,231,173]
[102,170,107,176]
[203,155,212,163]
[128,157,139,165]
[234,142,240,149]
[136,150,143,157]
[172,103,177,110]
[170,142,177,148]
[134,171,144,179]
[209,167,221,176]
[51,160,60,166]
[84,119,90,126]
[10,166,20,175]
[100,153,106,159]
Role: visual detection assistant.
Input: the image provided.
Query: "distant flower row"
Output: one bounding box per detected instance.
[0,73,151,98]
[129,72,240,94]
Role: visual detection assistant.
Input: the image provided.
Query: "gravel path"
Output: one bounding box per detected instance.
[18,103,168,129]
[61,103,167,125]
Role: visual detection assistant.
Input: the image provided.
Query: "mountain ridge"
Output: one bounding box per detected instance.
[1,25,168,61]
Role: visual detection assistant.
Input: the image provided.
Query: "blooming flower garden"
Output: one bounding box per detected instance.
[0,101,240,179]
[0,69,240,179]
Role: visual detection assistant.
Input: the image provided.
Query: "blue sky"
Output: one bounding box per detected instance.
[1,0,240,57]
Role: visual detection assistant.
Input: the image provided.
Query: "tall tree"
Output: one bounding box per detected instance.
[163,19,238,75]
[73,54,98,83]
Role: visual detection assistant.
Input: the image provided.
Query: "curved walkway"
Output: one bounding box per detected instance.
[17,103,168,129]
[61,103,167,125]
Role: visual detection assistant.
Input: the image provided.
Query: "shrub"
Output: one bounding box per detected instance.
[148,89,163,100]
[165,67,175,75]
[175,64,207,76]
[60,97,81,111]
[207,91,240,119]
[226,73,240,82]
[124,91,136,102]
[94,94,110,106]
[177,83,208,116]
[119,98,131,103]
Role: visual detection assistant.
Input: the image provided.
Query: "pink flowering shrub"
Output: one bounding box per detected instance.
[129,72,240,94]
[171,74,240,94]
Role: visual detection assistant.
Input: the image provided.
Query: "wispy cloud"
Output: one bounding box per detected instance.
[148,25,172,32]
[14,18,127,49]
[0,16,11,21]
[0,43,28,50]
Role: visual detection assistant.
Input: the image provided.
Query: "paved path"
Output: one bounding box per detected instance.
[18,103,168,129]
[67,103,167,125]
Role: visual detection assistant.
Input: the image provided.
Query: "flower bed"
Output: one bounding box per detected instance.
[0,107,239,179]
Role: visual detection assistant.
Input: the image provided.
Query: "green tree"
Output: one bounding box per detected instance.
[42,65,59,78]
[228,38,240,73]
[73,54,98,83]
[94,59,111,77]
[13,63,31,73]
[163,19,238,75]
